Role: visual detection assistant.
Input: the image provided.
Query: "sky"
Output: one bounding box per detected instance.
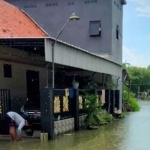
[123,0,150,67]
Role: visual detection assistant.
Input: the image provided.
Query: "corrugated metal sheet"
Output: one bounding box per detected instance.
[45,39,122,77]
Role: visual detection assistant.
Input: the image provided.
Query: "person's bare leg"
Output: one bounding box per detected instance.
[9,126,16,141]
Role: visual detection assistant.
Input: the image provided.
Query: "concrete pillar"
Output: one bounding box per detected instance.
[73,89,79,131]
[118,77,123,111]
[40,88,54,140]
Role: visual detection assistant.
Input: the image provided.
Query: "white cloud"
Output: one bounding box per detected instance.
[123,47,150,67]
[128,0,150,18]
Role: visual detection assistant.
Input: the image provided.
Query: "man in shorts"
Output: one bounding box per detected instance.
[5,111,29,141]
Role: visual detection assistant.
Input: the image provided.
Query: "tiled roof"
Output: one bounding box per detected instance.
[0,0,48,37]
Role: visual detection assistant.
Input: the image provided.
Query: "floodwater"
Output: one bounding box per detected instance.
[1,100,150,150]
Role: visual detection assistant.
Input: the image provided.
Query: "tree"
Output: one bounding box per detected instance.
[123,63,150,94]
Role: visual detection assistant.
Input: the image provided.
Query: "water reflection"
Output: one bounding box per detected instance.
[1,101,150,150]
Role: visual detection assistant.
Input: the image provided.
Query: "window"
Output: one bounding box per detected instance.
[3,64,12,78]
[89,21,101,37]
[116,25,119,40]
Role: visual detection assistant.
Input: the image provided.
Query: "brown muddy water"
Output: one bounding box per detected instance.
[1,100,150,150]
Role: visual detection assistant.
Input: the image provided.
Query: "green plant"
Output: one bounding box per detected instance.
[117,112,126,119]
[129,97,141,111]
[98,110,114,125]
[104,113,114,122]
[84,93,101,127]
[123,89,141,112]
[83,93,114,127]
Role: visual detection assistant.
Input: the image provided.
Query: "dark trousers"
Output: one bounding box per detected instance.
[5,114,16,127]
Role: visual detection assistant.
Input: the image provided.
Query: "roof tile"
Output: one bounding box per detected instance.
[0,0,48,37]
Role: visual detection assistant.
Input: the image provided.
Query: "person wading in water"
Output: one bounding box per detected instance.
[5,111,29,141]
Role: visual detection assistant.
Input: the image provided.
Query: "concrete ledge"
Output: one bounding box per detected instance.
[54,118,74,136]
[79,115,86,128]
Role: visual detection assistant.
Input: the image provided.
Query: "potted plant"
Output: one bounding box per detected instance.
[84,93,101,129]
[72,79,79,89]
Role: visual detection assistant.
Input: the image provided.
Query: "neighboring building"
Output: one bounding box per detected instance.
[5,0,126,64]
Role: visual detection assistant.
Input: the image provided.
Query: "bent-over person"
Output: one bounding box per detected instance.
[5,111,28,141]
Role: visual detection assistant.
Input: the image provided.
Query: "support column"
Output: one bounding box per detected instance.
[110,90,115,114]
[115,90,120,110]
[40,88,54,140]
[118,77,123,111]
[73,89,79,131]
[105,89,111,113]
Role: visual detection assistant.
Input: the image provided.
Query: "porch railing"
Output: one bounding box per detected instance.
[53,89,73,120]
[40,88,120,140]
[53,89,120,119]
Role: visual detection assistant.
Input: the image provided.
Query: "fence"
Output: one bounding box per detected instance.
[0,89,11,120]
[40,88,120,139]
[53,89,100,120]
[53,89,120,119]
[53,89,73,120]
[0,89,11,135]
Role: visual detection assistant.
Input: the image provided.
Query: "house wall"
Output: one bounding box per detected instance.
[111,0,123,64]
[6,0,124,65]
[0,46,47,111]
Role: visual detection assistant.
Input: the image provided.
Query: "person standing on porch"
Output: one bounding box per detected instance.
[5,111,29,141]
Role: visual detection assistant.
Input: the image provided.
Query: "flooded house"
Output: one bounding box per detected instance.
[0,0,126,139]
